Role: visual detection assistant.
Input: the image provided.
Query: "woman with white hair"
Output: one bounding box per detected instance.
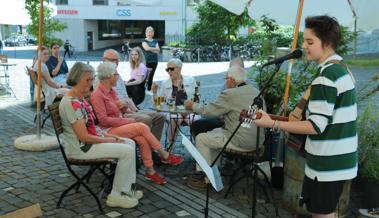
[151,58,197,144]
[185,66,265,188]
[59,62,141,209]
[142,26,160,91]
[91,62,184,185]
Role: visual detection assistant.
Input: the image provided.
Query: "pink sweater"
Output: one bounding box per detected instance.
[90,83,133,128]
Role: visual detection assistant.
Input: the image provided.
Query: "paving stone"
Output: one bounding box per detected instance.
[176,210,191,217]
[138,204,157,213]
[130,210,144,217]
[3,187,14,192]
[106,211,122,218]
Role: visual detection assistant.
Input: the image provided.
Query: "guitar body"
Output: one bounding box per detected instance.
[286,133,306,154]
[267,114,306,154]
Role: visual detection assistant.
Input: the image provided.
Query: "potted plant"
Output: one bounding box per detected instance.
[357,105,379,209]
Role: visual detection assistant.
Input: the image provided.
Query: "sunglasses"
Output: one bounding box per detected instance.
[165,67,176,72]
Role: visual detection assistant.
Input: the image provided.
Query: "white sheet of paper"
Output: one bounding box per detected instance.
[180,133,224,191]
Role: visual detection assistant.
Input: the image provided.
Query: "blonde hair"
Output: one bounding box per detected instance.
[129,47,145,69]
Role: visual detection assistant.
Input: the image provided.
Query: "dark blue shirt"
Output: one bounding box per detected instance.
[142,39,158,63]
[46,56,69,78]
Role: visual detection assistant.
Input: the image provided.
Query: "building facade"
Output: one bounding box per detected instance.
[52,0,199,51]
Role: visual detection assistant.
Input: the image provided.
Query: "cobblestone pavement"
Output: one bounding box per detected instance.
[0,57,367,217]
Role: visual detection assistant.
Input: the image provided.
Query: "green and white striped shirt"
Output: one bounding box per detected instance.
[305,54,358,182]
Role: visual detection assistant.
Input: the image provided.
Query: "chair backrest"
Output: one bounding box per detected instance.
[48,102,73,165]
[0,55,8,63]
[26,67,38,85]
[0,203,42,218]
[48,102,63,136]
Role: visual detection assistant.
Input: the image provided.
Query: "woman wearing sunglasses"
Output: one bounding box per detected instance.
[151,58,197,144]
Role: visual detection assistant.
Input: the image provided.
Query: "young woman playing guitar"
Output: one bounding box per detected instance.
[253,15,357,218]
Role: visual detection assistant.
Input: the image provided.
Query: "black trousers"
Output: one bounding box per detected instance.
[146,62,158,91]
[191,117,224,137]
[126,84,145,105]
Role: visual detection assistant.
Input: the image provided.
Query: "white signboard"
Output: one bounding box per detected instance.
[181,133,224,192]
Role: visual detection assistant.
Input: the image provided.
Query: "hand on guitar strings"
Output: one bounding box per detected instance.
[252,109,275,128]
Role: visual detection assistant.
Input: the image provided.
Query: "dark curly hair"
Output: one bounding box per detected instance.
[305,15,341,50]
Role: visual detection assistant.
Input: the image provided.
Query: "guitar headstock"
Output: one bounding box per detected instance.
[239,106,262,128]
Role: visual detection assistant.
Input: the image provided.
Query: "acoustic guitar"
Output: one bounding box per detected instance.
[239,87,311,154]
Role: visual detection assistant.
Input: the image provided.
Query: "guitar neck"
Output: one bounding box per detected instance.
[268,114,289,122]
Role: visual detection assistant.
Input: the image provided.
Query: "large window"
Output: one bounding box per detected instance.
[93,0,108,5]
[56,0,68,5]
[98,20,165,42]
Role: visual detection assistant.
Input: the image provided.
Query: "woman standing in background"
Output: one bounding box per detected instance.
[142,26,160,91]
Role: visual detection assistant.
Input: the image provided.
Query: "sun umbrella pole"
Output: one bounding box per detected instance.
[346,0,357,58]
[36,0,44,139]
[282,0,304,115]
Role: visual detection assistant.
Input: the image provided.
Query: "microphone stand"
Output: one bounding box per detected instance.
[204,62,283,218]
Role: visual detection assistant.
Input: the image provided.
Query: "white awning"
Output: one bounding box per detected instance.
[209,0,379,31]
[0,0,31,26]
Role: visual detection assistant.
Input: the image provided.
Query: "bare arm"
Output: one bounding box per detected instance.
[151,43,160,53]
[142,42,151,51]
[142,41,160,53]
[253,110,317,135]
[72,119,120,144]
[51,57,63,76]
[125,75,144,86]
[41,71,61,89]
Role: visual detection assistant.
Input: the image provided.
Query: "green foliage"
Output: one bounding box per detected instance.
[25,0,66,47]
[360,148,379,182]
[357,105,379,159]
[337,26,355,56]
[243,16,298,57]
[358,105,379,182]
[248,17,356,114]
[250,59,318,114]
[168,41,187,48]
[346,58,379,67]
[187,0,251,45]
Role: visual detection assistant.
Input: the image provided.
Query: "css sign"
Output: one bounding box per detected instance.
[116,9,131,17]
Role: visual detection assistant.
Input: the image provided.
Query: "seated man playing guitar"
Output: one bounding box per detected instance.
[185,66,265,188]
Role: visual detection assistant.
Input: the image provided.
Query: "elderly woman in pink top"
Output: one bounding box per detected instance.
[91,62,183,185]
[125,47,148,105]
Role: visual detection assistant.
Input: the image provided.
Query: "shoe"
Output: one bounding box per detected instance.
[124,189,143,200]
[106,194,138,208]
[161,153,184,166]
[187,173,207,190]
[145,172,167,185]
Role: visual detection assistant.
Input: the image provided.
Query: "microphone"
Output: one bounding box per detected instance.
[261,49,303,68]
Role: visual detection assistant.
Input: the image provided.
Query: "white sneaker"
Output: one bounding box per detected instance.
[106,194,138,208]
[124,189,143,200]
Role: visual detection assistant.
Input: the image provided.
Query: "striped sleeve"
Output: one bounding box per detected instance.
[308,76,337,134]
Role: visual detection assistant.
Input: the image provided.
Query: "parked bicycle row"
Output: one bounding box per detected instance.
[171,43,262,62]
